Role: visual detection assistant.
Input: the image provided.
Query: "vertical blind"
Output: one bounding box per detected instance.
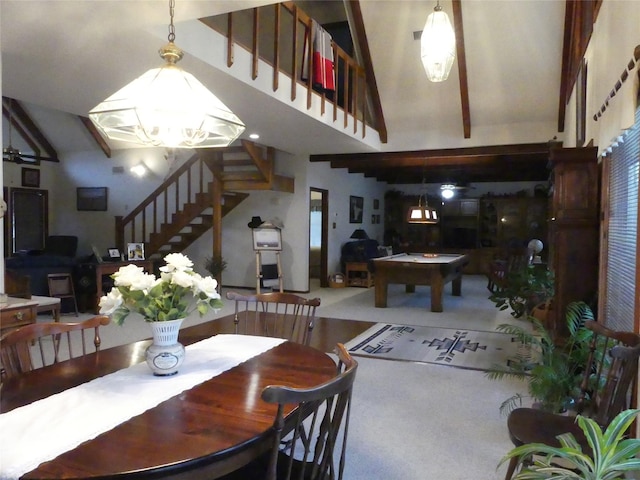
[604,105,640,332]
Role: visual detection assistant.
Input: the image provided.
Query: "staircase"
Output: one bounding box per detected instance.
[115,140,294,259]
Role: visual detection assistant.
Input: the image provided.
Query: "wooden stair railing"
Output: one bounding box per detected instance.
[115,141,294,259]
[199,1,386,143]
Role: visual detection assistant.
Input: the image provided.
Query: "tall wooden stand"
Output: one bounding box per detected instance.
[255,251,283,293]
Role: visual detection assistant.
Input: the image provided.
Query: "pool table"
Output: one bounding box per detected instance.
[371,253,470,312]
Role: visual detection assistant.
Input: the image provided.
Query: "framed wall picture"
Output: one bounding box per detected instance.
[21,168,40,188]
[349,196,363,223]
[252,227,282,251]
[127,242,145,260]
[77,187,108,211]
[373,198,380,210]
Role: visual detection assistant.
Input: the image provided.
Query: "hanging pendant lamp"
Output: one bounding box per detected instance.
[421,1,456,82]
[89,0,245,148]
[407,195,439,224]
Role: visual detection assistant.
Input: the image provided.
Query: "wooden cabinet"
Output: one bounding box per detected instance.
[548,147,599,340]
[0,297,38,335]
[480,197,548,249]
[345,262,374,288]
[441,199,479,249]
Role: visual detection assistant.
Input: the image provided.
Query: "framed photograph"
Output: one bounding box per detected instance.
[21,167,40,188]
[127,242,145,260]
[373,198,380,210]
[371,214,376,224]
[77,187,108,211]
[252,227,282,251]
[108,248,120,258]
[349,196,363,224]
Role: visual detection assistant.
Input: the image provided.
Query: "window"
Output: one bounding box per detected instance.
[603,106,640,332]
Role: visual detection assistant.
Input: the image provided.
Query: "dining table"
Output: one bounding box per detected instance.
[0,318,338,480]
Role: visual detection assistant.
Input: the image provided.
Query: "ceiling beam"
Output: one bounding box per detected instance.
[2,96,59,161]
[79,116,112,158]
[452,0,470,138]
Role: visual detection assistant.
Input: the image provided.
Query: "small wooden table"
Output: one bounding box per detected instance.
[372,253,469,312]
[0,297,38,335]
[345,262,374,288]
[93,260,154,313]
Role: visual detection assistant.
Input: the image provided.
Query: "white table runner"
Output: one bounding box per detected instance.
[0,334,285,480]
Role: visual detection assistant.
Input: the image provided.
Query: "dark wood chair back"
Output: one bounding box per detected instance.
[576,320,640,426]
[487,247,533,293]
[0,316,110,380]
[503,319,640,480]
[262,344,358,480]
[225,291,321,345]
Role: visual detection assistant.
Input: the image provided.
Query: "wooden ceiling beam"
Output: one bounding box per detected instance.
[3,96,58,161]
[452,0,470,138]
[79,116,111,158]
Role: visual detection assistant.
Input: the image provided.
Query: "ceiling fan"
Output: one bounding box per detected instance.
[3,98,43,165]
[438,183,475,199]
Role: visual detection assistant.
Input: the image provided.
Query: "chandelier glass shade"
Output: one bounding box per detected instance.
[421,2,456,82]
[89,1,245,148]
[407,196,439,224]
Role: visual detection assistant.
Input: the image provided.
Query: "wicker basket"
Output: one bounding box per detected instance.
[328,273,346,288]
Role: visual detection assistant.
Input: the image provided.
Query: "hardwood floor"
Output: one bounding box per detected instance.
[183,312,374,353]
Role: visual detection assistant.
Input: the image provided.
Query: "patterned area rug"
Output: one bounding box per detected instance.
[344,323,521,372]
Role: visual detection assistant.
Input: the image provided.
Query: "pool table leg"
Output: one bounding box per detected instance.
[430,272,444,312]
[374,280,388,308]
[452,275,462,296]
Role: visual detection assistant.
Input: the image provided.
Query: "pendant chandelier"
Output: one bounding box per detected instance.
[421,1,456,82]
[89,0,245,148]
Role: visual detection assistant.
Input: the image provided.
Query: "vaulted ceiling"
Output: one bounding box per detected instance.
[0,1,591,185]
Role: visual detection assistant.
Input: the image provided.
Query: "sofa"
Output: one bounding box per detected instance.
[5,235,78,297]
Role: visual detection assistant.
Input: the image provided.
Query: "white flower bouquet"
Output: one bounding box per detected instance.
[99,253,223,325]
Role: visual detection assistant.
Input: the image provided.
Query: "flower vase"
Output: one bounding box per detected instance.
[145,318,186,376]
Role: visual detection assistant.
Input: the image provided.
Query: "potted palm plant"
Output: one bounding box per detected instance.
[487,301,595,415]
[499,408,640,479]
[489,264,555,318]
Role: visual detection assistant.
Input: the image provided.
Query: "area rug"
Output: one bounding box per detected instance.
[344,323,522,372]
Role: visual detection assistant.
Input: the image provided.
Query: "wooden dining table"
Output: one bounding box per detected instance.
[0,319,338,479]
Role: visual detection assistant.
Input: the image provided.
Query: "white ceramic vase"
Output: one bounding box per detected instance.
[145,318,186,376]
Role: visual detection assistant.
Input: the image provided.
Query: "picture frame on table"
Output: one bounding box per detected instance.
[21,167,40,188]
[127,242,145,261]
[349,196,363,224]
[108,248,121,259]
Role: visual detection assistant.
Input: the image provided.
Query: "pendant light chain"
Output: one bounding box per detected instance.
[168,0,176,43]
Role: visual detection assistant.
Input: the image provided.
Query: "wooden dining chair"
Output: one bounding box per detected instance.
[486,247,533,293]
[220,343,358,480]
[503,320,640,480]
[0,315,111,380]
[225,291,321,345]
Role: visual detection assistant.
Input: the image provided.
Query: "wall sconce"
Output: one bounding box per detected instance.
[130,163,148,177]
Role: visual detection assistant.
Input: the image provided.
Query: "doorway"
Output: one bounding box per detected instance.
[309,188,328,288]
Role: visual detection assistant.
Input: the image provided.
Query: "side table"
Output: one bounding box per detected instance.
[345,262,374,288]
